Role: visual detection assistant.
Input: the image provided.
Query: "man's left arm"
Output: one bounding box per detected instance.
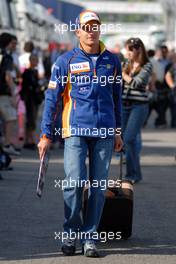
[113,56,123,151]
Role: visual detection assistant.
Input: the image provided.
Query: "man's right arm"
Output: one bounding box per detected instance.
[40,56,68,140]
[38,57,68,159]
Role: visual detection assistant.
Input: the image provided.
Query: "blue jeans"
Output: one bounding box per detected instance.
[122,103,149,181]
[63,136,114,243]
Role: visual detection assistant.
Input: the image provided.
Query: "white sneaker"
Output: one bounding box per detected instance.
[3,145,21,156]
[82,240,100,258]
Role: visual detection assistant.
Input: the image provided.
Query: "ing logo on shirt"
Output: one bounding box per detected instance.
[70,61,90,74]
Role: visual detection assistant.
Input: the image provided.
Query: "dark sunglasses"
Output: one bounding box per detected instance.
[128,38,141,51]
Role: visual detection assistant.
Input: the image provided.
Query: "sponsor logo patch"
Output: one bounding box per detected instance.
[106,64,112,69]
[70,62,90,74]
[103,56,109,60]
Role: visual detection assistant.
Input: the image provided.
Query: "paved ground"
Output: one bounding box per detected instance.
[0,129,176,264]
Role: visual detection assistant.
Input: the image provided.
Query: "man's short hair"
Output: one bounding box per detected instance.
[0,32,13,49]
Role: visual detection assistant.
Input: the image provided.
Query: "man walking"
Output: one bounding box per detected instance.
[38,10,123,257]
[0,33,20,156]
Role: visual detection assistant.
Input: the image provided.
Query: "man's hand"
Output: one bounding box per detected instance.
[122,72,132,84]
[114,135,123,152]
[38,138,51,160]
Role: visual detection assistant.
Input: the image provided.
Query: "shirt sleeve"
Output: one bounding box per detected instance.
[113,56,122,131]
[129,62,153,89]
[40,56,68,140]
[2,54,13,72]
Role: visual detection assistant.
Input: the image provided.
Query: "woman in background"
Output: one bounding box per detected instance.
[122,37,152,183]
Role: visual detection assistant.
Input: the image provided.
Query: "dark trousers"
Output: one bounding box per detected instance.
[155,97,169,127]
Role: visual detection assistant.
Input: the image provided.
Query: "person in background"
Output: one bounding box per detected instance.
[152,45,171,127]
[112,42,125,63]
[0,32,20,156]
[122,37,152,183]
[21,54,40,149]
[34,46,45,79]
[43,48,52,81]
[19,41,34,73]
[19,41,45,79]
[165,52,176,128]
[144,49,157,126]
[10,35,26,145]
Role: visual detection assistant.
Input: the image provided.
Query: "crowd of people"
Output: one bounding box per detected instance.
[146,45,176,128]
[0,31,176,181]
[112,40,176,183]
[1,9,176,257]
[114,43,176,129]
[0,32,71,179]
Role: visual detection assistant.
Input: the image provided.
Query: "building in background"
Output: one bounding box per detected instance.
[35,0,83,25]
[1,1,175,51]
[0,0,72,52]
[35,0,167,49]
[159,0,176,50]
[0,0,20,36]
